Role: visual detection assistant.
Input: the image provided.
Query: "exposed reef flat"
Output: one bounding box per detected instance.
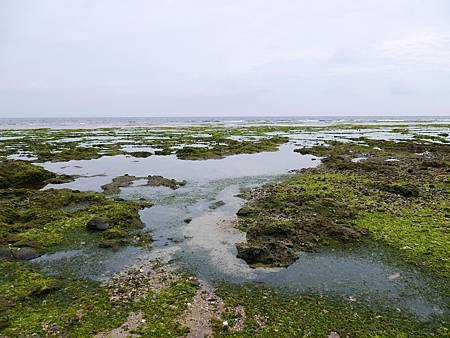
[0,121,449,336]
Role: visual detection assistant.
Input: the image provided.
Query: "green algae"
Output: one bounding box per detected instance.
[236,140,449,277]
[235,172,369,267]
[0,159,153,256]
[0,188,152,252]
[101,174,137,194]
[1,122,447,163]
[0,260,197,337]
[0,160,57,189]
[1,123,449,336]
[146,175,186,189]
[212,284,448,337]
[101,174,186,194]
[0,264,113,336]
[132,276,197,337]
[0,158,195,337]
[176,136,288,160]
[209,200,226,210]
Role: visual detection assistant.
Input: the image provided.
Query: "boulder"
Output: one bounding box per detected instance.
[86,217,109,231]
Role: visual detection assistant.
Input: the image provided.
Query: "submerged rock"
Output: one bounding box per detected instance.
[101,174,137,194]
[12,247,42,260]
[86,217,109,231]
[146,175,186,190]
[209,200,225,210]
[236,243,289,266]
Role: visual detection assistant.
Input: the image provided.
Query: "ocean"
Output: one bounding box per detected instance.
[0,116,449,129]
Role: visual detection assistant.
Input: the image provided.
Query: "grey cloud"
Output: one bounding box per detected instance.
[0,0,449,117]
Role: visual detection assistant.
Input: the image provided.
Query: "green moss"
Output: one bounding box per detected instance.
[212,284,448,337]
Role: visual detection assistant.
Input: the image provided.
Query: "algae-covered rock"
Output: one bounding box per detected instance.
[0,160,56,189]
[146,175,186,189]
[236,206,258,216]
[101,174,186,194]
[0,188,150,253]
[209,200,225,210]
[11,247,42,260]
[237,139,450,274]
[86,217,109,231]
[236,241,299,267]
[101,175,137,194]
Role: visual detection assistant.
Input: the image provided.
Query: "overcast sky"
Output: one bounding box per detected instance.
[1,0,450,117]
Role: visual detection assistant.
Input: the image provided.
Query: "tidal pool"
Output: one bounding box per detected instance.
[35,142,448,320]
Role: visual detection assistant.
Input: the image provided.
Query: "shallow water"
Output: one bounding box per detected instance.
[35,141,448,319]
[42,144,316,190]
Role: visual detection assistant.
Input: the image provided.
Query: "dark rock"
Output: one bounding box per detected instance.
[184,218,192,223]
[236,206,258,216]
[86,217,109,231]
[12,247,42,260]
[236,244,271,265]
[0,247,12,259]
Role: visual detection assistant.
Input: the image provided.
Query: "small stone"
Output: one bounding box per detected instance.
[12,247,42,260]
[328,332,340,338]
[222,320,229,330]
[86,217,109,231]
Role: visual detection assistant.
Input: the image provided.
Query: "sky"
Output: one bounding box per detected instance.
[1,0,450,117]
